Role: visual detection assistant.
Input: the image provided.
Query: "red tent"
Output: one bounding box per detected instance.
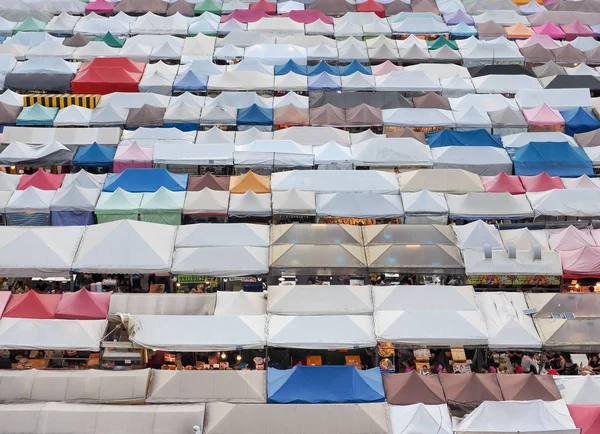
[356,0,385,17]
[286,10,333,24]
[2,291,61,319]
[249,0,276,14]
[0,292,11,317]
[520,173,565,192]
[568,404,600,434]
[17,169,65,191]
[71,58,145,95]
[220,9,268,23]
[480,172,526,194]
[55,288,112,320]
[85,0,115,14]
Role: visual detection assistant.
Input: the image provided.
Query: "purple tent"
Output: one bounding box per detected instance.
[444,10,474,25]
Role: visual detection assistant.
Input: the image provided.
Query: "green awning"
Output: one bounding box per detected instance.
[428,36,458,50]
[16,104,58,126]
[13,17,46,34]
[95,32,125,48]
[194,0,222,14]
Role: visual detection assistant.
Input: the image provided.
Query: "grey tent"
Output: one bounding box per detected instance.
[126,105,166,128]
[386,128,427,144]
[306,0,356,15]
[310,91,412,109]
[114,0,169,14]
[345,104,383,126]
[533,61,566,78]
[477,21,507,39]
[4,58,77,92]
[166,0,195,16]
[575,128,600,147]
[63,33,92,48]
[551,44,586,64]
[413,91,451,110]
[0,102,21,125]
[520,44,554,64]
[488,107,528,134]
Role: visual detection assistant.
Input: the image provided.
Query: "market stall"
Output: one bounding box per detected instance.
[400,190,449,224]
[382,371,446,405]
[183,189,230,223]
[267,285,373,316]
[316,192,404,225]
[271,189,316,223]
[439,373,503,408]
[389,404,452,434]
[496,373,561,401]
[397,169,484,193]
[554,375,600,404]
[94,188,143,223]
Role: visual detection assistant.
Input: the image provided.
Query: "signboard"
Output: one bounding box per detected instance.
[177,275,218,287]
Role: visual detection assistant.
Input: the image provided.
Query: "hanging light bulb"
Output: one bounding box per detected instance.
[221,352,227,360]
[236,354,242,362]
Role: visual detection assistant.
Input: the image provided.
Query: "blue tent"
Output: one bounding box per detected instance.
[237,105,273,126]
[426,129,503,148]
[450,22,477,37]
[275,60,308,76]
[267,366,385,404]
[173,71,208,92]
[73,142,116,167]
[513,141,594,177]
[307,61,340,77]
[308,72,342,91]
[103,168,188,192]
[339,60,372,77]
[560,107,600,136]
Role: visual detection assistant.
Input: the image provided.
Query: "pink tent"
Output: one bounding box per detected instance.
[568,405,600,434]
[516,34,561,49]
[371,60,403,76]
[249,0,276,15]
[523,104,565,126]
[286,10,333,24]
[221,9,268,23]
[480,172,526,194]
[55,288,112,320]
[0,292,11,317]
[519,172,565,191]
[3,291,61,319]
[113,143,153,173]
[17,169,65,190]
[533,22,567,38]
[547,226,595,251]
[561,245,600,277]
[560,21,595,40]
[85,0,115,14]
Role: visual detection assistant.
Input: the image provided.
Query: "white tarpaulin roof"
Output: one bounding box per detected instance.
[154,143,234,166]
[72,220,177,273]
[271,170,399,194]
[109,293,217,316]
[183,189,229,216]
[475,292,542,350]
[267,314,377,349]
[373,286,488,347]
[389,404,452,434]
[271,189,316,216]
[175,223,269,248]
[554,375,600,405]
[0,226,84,277]
[146,370,267,404]
[213,291,266,316]
[454,220,504,250]
[500,228,550,251]
[432,146,513,176]
[0,369,150,404]
[454,400,579,434]
[171,246,269,277]
[267,285,373,316]
[0,319,106,351]
[527,189,600,218]
[228,192,272,218]
[516,88,592,110]
[445,192,534,220]
[0,402,205,434]
[316,193,404,219]
[127,314,267,351]
[234,140,314,168]
[351,138,433,167]
[398,169,484,194]
[382,108,456,128]
[464,249,562,277]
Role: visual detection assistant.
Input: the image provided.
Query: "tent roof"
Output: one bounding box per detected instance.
[497,374,561,401]
[2,292,60,320]
[445,192,533,220]
[568,404,600,434]
[270,223,363,246]
[439,373,503,406]
[514,141,593,177]
[555,376,600,404]
[50,184,100,212]
[454,220,504,250]
[187,174,230,192]
[73,143,116,167]
[54,288,111,320]
[398,169,484,193]
[103,169,187,193]
[481,172,526,194]
[17,169,65,191]
[267,285,373,316]
[229,171,271,194]
[272,189,316,216]
[108,293,216,316]
[214,291,266,316]
[389,403,452,434]
[171,246,268,277]
[176,223,268,248]
[362,224,456,245]
[271,170,399,194]
[383,372,446,406]
[528,189,600,217]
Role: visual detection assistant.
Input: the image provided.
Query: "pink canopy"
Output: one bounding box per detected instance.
[85,0,115,14]
[547,226,595,251]
[480,172,526,194]
[560,21,594,40]
[533,22,567,38]
[523,104,565,126]
[221,9,268,23]
[55,288,112,320]
[0,292,11,317]
[371,60,403,76]
[519,172,565,191]
[249,0,276,15]
[17,169,65,191]
[516,34,561,49]
[113,143,154,173]
[561,245,600,277]
[568,405,600,434]
[2,291,61,319]
[286,10,333,24]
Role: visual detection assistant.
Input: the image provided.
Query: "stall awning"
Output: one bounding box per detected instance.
[267,285,373,316]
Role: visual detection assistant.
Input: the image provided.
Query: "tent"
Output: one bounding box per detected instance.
[267,285,373,316]
[183,189,229,218]
[50,184,100,226]
[453,220,504,250]
[112,144,153,173]
[398,169,483,193]
[523,104,565,130]
[73,143,116,168]
[400,190,449,224]
[126,105,166,129]
[533,21,567,38]
[488,108,528,135]
[439,373,503,406]
[171,246,268,277]
[108,293,216,316]
[272,170,399,194]
[455,400,579,434]
[351,137,433,168]
[2,291,60,319]
[213,291,265,316]
[432,146,513,176]
[497,374,561,401]
[146,370,266,404]
[234,140,313,169]
[562,174,600,189]
[95,188,142,223]
[176,223,269,248]
[316,193,404,220]
[17,170,64,191]
[0,173,21,192]
[546,226,595,251]
[187,174,230,192]
[426,129,502,148]
[71,58,145,94]
[561,21,594,40]
[139,187,185,225]
[16,104,58,127]
[5,187,54,226]
[0,141,72,167]
[520,173,565,192]
[228,191,271,218]
[445,192,533,220]
[103,169,187,193]
[568,404,600,434]
[72,220,177,273]
[54,289,110,320]
[237,105,273,126]
[383,372,446,405]
[267,366,384,404]
[513,141,594,177]
[560,107,600,136]
[555,376,600,404]
[272,189,316,217]
[500,227,550,251]
[389,404,452,434]
[480,172,526,194]
[229,171,270,194]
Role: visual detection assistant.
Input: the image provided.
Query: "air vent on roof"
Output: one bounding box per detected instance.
[507,242,516,259]
[532,243,542,261]
[483,243,492,259]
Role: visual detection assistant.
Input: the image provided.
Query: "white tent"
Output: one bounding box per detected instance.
[527,189,600,218]
[554,375,600,404]
[501,132,577,148]
[471,75,545,94]
[475,292,543,350]
[401,190,449,224]
[454,400,579,434]
[183,189,229,217]
[500,227,550,251]
[127,314,267,351]
[272,189,316,216]
[72,220,177,273]
[445,192,533,220]
[382,108,456,128]
[375,71,442,93]
[515,88,592,110]
[0,369,149,404]
[130,12,187,36]
[271,170,399,194]
[0,318,106,351]
[26,41,75,59]
[267,285,373,316]
[154,143,234,166]
[6,187,55,214]
[440,75,476,98]
[273,126,350,146]
[450,93,519,112]
[453,107,492,131]
[0,172,21,191]
[90,105,128,127]
[313,141,354,169]
[73,42,120,62]
[432,146,513,176]
[316,193,404,219]
[50,184,100,212]
[74,15,130,36]
[175,223,269,248]
[214,291,266,316]
[0,141,72,166]
[1,127,118,146]
[234,140,314,168]
[171,246,269,277]
[464,249,562,280]
[53,105,92,127]
[244,44,307,66]
[389,404,452,434]
[108,293,217,316]
[351,138,433,168]
[267,314,377,349]
[373,286,488,346]
[228,191,272,218]
[398,169,484,193]
[454,220,504,250]
[146,370,267,404]
[0,402,205,434]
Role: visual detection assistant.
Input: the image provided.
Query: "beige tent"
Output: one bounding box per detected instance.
[398,169,484,193]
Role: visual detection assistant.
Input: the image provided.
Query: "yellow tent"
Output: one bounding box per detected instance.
[229,170,271,194]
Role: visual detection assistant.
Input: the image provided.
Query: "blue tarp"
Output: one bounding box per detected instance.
[427,129,503,148]
[275,60,308,76]
[513,141,594,177]
[237,105,273,125]
[267,366,385,404]
[103,168,188,192]
[560,107,600,136]
[450,22,477,37]
[308,72,342,91]
[51,211,94,226]
[307,61,340,77]
[73,142,116,167]
[173,71,208,92]
[339,60,372,76]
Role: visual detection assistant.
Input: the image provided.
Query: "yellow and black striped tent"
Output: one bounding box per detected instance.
[23,94,101,109]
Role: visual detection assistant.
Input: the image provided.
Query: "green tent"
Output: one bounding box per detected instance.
[95,188,143,223]
[194,0,222,15]
[428,36,458,50]
[16,104,58,126]
[13,17,46,34]
[95,32,125,48]
[139,186,185,225]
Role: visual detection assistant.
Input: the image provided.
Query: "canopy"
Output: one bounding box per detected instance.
[439,373,503,406]
[187,174,229,192]
[171,246,268,277]
[2,292,60,319]
[520,173,565,192]
[398,169,484,193]
[267,285,372,316]
[445,192,533,220]
[527,189,600,217]
[229,171,270,194]
[103,169,187,193]
[176,223,269,248]
[383,372,446,405]
[316,193,404,219]
[432,146,512,176]
[113,144,153,173]
[561,107,600,136]
[271,170,399,194]
[0,141,72,167]
[568,404,600,434]
[426,129,502,149]
[54,289,110,320]
[351,138,432,167]
[146,370,266,404]
[267,366,384,404]
[73,143,116,167]
[72,58,145,94]
[139,187,185,225]
[272,189,316,216]
[127,314,267,351]
[497,374,561,401]
[513,141,594,177]
[481,173,526,194]
[0,318,106,351]
[555,376,600,404]
[389,404,452,434]
[454,220,504,250]
[109,293,216,316]
[18,169,64,191]
[400,190,449,224]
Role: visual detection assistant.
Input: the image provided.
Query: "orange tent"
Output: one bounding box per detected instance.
[274,106,310,126]
[229,170,271,194]
[506,23,535,39]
